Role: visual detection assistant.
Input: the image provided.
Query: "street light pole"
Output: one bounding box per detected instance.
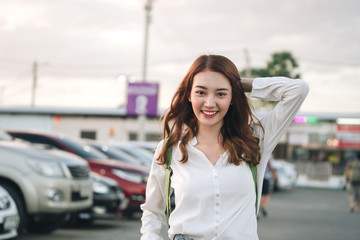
[31,61,38,107]
[139,0,153,142]
[142,0,152,82]
[244,49,251,77]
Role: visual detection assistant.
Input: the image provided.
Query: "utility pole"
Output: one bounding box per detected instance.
[0,86,5,106]
[31,61,38,107]
[244,48,251,77]
[142,0,152,82]
[139,0,154,142]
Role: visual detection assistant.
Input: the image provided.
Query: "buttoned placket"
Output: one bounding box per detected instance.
[212,156,223,238]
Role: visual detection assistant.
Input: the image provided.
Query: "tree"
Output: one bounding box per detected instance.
[240,51,301,109]
[266,51,300,79]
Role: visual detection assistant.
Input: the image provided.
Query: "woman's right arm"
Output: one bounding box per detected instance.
[140,140,168,240]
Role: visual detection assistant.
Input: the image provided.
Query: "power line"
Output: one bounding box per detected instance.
[0,50,359,77]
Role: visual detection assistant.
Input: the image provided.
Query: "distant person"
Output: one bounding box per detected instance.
[260,154,277,217]
[344,151,360,213]
[140,54,309,239]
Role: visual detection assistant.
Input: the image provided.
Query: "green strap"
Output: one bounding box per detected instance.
[249,162,258,216]
[165,145,173,219]
[165,145,258,218]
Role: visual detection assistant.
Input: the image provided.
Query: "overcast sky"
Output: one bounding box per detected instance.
[0,0,359,114]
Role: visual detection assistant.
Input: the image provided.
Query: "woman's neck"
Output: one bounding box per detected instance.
[196,125,222,146]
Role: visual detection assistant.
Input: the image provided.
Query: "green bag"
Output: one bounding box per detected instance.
[165,145,258,218]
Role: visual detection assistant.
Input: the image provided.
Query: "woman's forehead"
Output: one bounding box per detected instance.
[192,70,231,89]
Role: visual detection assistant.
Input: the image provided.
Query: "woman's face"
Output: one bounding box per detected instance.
[189,70,232,130]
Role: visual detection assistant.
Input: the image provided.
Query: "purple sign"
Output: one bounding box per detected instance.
[126,82,159,116]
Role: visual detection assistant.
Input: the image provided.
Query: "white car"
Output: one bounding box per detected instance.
[0,185,19,240]
[272,160,298,191]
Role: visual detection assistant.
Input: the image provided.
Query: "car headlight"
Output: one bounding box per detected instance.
[0,196,10,210]
[93,180,111,194]
[111,169,143,184]
[27,159,65,177]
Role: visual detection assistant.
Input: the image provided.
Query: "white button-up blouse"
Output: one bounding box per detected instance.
[140,77,309,240]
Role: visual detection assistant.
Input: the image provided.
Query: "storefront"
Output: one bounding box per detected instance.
[282,115,360,177]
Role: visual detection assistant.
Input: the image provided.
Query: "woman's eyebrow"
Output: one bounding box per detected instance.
[194,85,207,89]
[216,88,230,91]
[194,85,230,91]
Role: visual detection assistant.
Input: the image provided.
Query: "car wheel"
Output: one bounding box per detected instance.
[26,214,67,233]
[62,212,79,228]
[63,212,93,227]
[0,182,27,236]
[122,209,135,219]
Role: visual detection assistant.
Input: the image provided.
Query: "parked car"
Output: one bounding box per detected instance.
[89,142,144,166]
[272,159,298,191]
[90,172,128,219]
[108,142,155,167]
[65,172,128,225]
[7,130,149,217]
[130,141,158,153]
[0,185,19,240]
[0,132,93,234]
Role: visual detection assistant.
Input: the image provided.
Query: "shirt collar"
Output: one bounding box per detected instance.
[190,137,197,146]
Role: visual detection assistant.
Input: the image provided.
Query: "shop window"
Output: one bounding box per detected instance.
[309,133,319,143]
[146,133,161,141]
[129,132,138,141]
[80,130,96,140]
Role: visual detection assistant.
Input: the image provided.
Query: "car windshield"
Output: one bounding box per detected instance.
[92,144,142,165]
[116,145,154,165]
[56,136,109,160]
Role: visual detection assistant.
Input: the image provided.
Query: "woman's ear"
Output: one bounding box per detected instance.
[188,97,191,103]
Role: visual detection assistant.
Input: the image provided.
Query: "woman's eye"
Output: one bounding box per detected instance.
[218,92,226,97]
[196,91,205,95]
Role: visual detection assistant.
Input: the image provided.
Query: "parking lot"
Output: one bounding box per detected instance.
[18,188,360,240]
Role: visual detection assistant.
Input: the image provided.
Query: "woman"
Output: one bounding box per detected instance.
[140,54,309,240]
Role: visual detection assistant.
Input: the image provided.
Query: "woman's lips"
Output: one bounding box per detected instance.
[201,110,218,117]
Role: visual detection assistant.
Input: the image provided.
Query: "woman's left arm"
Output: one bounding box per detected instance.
[251,77,309,156]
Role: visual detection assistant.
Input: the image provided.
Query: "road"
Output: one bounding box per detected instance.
[18,188,360,240]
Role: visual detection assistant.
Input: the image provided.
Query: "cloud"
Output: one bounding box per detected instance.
[0,0,359,113]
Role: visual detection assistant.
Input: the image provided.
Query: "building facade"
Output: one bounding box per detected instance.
[0,107,359,177]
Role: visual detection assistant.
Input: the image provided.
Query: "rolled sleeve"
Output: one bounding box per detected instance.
[140,140,168,240]
[252,77,309,156]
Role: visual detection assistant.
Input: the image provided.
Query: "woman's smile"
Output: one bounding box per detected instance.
[201,110,219,118]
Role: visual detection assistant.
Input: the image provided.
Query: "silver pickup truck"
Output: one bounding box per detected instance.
[0,136,93,235]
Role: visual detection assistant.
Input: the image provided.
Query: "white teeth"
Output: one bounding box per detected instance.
[202,111,217,115]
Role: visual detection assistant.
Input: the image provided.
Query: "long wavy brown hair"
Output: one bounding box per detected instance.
[158,54,262,166]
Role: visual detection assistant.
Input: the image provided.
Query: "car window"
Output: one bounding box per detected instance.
[9,133,64,151]
[9,132,109,161]
[92,145,142,165]
[56,136,108,160]
[117,145,153,165]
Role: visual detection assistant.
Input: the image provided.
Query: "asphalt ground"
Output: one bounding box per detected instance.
[17,188,360,240]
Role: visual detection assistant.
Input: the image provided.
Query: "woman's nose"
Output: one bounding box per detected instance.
[204,95,215,107]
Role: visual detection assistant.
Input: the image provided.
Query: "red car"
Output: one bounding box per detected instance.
[7,130,149,217]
